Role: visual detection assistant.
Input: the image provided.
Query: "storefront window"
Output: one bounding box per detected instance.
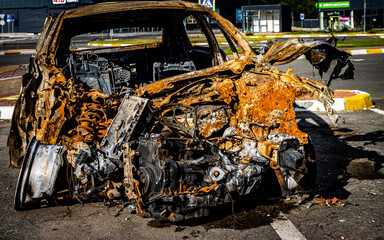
[242,8,281,33]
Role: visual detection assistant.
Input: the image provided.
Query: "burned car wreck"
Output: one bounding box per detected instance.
[8,1,354,221]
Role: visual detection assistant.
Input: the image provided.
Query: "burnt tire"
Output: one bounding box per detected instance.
[14,137,39,210]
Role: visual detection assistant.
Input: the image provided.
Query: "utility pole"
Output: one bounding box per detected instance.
[0,14,4,39]
[363,0,366,32]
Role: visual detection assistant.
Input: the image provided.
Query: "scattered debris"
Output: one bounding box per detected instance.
[313,197,346,207]
[189,230,201,238]
[302,201,314,209]
[175,226,186,232]
[347,159,384,179]
[362,188,378,196]
[147,220,172,228]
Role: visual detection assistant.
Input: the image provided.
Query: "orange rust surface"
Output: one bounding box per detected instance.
[234,70,308,143]
[137,61,308,148]
[313,197,346,207]
[73,43,160,56]
[198,108,229,138]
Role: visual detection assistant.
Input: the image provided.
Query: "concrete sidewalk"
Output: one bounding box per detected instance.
[0,65,25,112]
[0,33,37,38]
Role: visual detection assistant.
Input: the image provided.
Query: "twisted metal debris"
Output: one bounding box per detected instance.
[8,1,354,221]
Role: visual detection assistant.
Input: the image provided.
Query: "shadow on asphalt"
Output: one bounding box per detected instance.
[297,111,384,201]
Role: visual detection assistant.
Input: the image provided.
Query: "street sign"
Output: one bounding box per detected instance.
[0,14,4,20]
[0,20,5,26]
[300,13,305,20]
[318,1,350,9]
[199,0,215,11]
[53,0,66,4]
[236,9,242,23]
[6,14,10,23]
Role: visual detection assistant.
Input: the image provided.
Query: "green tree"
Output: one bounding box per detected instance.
[279,0,318,19]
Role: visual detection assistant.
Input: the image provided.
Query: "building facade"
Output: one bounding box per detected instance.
[241,5,291,33]
[0,0,253,33]
[0,0,93,33]
[318,0,384,30]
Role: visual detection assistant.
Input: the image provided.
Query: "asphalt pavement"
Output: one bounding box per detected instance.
[0,37,383,239]
[277,54,384,110]
[1,109,383,239]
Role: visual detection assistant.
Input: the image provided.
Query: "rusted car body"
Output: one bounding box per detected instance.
[8,1,353,221]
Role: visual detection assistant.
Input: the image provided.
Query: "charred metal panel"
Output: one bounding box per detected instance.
[99,95,149,160]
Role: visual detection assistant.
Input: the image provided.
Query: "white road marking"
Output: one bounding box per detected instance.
[270,212,307,240]
[0,76,22,82]
[0,106,15,119]
[350,49,367,55]
[370,108,384,115]
[351,59,365,62]
[22,51,35,54]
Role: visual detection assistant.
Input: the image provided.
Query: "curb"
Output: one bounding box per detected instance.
[337,90,374,111]
[249,33,384,39]
[0,50,35,55]
[2,45,384,56]
[88,43,132,47]
[294,90,374,112]
[345,49,384,55]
